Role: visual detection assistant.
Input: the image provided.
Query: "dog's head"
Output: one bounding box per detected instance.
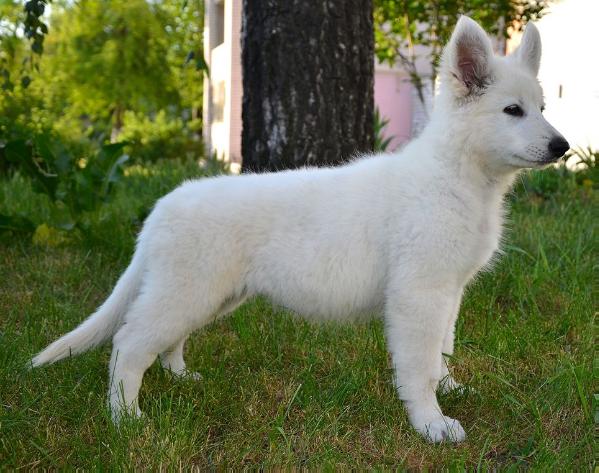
[438,16,569,169]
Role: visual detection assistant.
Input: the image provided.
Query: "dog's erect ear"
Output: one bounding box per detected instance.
[441,16,494,97]
[512,22,542,76]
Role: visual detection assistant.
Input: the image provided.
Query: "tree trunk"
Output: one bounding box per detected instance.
[241,0,374,172]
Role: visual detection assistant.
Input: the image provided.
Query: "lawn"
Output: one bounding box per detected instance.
[0,161,595,468]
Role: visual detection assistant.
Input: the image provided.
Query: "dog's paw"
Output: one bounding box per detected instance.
[110,403,143,425]
[183,370,202,381]
[415,416,466,443]
[171,369,202,381]
[438,375,464,394]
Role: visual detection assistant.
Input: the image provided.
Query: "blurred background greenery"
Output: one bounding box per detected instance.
[0,0,204,164]
[0,0,217,235]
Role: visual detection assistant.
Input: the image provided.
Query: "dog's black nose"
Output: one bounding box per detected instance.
[548,136,570,158]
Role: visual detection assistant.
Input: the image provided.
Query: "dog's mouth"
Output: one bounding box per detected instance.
[513,154,565,167]
[537,154,567,166]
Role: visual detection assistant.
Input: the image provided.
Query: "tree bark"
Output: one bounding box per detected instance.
[241,0,374,172]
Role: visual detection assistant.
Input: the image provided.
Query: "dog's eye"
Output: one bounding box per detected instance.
[503,104,524,117]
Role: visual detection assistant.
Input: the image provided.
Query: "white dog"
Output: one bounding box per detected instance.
[32,17,569,443]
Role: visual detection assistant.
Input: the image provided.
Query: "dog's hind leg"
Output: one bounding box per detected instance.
[109,323,158,421]
[159,337,201,380]
[159,294,247,381]
[108,273,246,421]
[108,289,199,421]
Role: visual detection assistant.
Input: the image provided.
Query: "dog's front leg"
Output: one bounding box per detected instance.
[385,283,466,443]
[439,288,464,394]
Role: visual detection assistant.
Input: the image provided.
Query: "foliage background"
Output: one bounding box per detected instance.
[373,0,549,103]
[0,0,205,165]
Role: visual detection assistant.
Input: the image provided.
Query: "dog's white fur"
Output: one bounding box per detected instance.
[32,17,568,443]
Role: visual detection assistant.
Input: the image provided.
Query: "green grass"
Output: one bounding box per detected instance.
[0,162,595,468]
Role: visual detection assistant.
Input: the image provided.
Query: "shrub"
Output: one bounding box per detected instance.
[119,110,201,162]
[0,134,128,236]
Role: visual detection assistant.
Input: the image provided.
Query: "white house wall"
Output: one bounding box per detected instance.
[509,0,599,152]
[203,0,243,171]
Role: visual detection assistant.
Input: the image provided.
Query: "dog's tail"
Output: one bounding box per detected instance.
[30,249,145,367]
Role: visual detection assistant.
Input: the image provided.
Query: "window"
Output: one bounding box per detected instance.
[213,1,224,47]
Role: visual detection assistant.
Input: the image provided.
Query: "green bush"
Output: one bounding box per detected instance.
[0,134,128,236]
[119,110,201,163]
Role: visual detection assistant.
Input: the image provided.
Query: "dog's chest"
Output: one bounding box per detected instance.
[456,208,503,281]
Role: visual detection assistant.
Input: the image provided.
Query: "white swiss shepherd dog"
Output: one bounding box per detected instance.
[32,17,569,443]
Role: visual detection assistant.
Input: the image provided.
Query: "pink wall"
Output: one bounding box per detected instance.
[374,70,413,150]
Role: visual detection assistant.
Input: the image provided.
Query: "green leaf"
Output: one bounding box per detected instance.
[106,154,129,184]
[35,135,73,174]
[97,142,128,167]
[31,39,43,55]
[34,135,55,164]
[195,56,209,75]
[3,140,32,164]
[184,50,195,65]
[5,139,59,199]
[101,149,129,198]
[0,213,36,234]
